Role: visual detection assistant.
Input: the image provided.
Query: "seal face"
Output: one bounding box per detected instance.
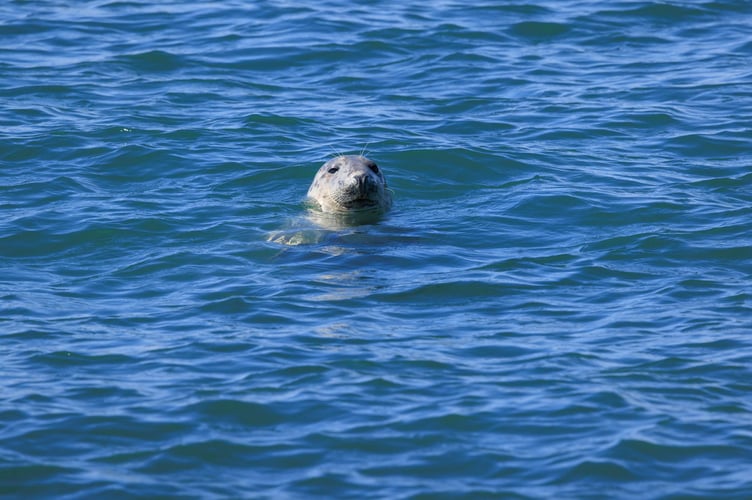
[306,155,392,214]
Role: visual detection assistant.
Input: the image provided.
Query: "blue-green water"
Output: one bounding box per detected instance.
[2,1,751,497]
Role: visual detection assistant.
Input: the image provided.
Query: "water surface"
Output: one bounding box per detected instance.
[1,1,751,498]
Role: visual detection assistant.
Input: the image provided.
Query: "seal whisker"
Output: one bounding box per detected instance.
[327,144,344,159]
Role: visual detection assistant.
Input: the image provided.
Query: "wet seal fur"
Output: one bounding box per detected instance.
[306,155,392,214]
[267,155,392,245]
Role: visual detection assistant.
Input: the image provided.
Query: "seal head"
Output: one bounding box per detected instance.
[306,155,392,214]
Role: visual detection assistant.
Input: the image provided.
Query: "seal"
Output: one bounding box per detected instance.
[267,155,393,245]
[306,155,392,214]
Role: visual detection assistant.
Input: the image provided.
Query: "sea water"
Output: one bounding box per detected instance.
[1,1,751,498]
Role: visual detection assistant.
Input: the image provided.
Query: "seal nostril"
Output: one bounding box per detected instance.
[363,175,376,192]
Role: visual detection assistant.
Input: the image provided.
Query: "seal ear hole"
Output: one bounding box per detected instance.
[328,167,339,174]
[369,163,380,174]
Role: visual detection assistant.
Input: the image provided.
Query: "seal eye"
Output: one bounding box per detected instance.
[369,163,380,174]
[328,167,339,174]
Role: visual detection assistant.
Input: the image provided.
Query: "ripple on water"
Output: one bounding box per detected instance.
[2,0,752,498]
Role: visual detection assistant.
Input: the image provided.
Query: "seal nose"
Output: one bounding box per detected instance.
[354,174,371,195]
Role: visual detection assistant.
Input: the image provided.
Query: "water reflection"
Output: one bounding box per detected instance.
[309,269,376,301]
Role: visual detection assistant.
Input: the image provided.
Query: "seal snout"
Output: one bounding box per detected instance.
[353,173,375,196]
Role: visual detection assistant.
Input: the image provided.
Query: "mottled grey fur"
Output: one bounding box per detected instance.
[307,155,392,213]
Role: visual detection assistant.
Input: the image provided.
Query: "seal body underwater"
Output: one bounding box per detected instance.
[306,155,392,214]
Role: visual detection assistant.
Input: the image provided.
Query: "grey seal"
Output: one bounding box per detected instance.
[306,155,392,214]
